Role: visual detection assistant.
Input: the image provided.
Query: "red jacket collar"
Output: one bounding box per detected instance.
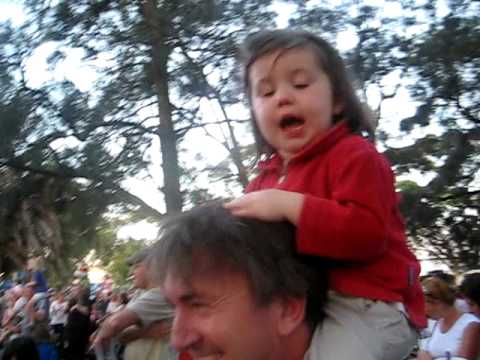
[258,121,351,170]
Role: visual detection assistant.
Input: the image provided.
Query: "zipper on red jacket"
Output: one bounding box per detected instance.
[277,160,289,184]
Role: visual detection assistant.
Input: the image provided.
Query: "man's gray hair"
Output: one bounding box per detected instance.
[152,202,328,329]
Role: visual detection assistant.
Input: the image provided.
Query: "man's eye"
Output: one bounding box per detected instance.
[188,300,207,308]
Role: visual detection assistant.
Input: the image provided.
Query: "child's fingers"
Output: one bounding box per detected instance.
[224,201,253,217]
[223,200,236,209]
[224,197,247,210]
[231,210,256,218]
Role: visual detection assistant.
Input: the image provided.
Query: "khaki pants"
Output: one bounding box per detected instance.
[306,292,418,360]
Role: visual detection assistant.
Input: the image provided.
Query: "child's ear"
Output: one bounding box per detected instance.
[333,101,344,115]
[274,297,307,336]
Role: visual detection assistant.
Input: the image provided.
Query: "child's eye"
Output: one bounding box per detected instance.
[294,83,309,89]
[258,88,274,97]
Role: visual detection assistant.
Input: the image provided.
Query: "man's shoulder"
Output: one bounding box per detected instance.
[127,287,169,311]
[132,288,164,303]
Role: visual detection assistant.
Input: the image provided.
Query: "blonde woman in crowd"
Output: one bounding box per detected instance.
[417,276,480,360]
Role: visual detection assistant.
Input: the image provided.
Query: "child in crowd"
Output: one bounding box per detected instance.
[225,29,426,360]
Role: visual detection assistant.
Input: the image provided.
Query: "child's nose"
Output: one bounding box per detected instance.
[276,86,294,107]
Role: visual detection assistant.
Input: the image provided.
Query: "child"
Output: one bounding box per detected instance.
[225,29,427,360]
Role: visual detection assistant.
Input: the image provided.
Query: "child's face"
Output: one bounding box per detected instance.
[249,47,342,160]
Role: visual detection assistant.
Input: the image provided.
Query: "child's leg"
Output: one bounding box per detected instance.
[307,292,417,360]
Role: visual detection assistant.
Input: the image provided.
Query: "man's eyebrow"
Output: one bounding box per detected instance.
[178,291,199,303]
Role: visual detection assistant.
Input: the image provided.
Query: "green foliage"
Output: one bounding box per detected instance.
[396,5,479,271]
[0,0,275,274]
[104,239,146,286]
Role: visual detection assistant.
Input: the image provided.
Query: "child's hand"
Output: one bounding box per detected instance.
[225,189,303,224]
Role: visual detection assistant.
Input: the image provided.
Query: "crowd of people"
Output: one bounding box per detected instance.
[0,260,136,360]
[1,28,480,360]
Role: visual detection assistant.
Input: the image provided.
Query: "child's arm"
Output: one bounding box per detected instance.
[227,144,396,262]
[225,189,304,225]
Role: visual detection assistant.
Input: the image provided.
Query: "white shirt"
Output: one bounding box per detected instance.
[13,296,27,313]
[425,313,480,359]
[49,300,68,325]
[105,301,123,315]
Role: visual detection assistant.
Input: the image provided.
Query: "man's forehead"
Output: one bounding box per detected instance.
[163,266,249,302]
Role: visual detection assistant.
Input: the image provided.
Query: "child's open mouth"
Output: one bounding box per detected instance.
[280,115,305,129]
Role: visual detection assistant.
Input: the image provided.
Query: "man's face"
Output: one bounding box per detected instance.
[466,298,480,318]
[131,261,148,289]
[24,285,35,299]
[163,268,286,360]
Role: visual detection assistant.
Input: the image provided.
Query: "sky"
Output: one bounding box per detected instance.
[0,0,454,273]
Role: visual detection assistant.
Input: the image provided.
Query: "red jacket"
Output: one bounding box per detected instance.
[246,122,427,329]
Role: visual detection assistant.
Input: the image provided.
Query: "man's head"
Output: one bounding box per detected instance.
[127,247,151,289]
[153,203,327,360]
[460,272,480,317]
[24,281,36,300]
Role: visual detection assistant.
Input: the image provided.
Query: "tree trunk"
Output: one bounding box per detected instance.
[142,0,183,213]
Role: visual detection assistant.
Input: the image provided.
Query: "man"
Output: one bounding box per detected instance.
[24,281,50,341]
[153,203,328,360]
[92,247,174,360]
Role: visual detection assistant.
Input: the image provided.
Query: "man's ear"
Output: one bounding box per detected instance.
[275,297,307,336]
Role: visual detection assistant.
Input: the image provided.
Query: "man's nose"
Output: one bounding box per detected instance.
[170,312,200,352]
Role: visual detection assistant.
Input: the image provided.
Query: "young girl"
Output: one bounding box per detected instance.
[225,29,427,360]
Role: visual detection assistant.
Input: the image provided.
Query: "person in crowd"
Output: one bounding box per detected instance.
[424,271,470,313]
[24,281,53,357]
[91,247,174,360]
[94,290,110,322]
[105,291,122,317]
[49,290,68,358]
[1,335,40,360]
[153,203,328,360]
[224,29,426,359]
[460,272,480,318]
[64,284,91,360]
[0,286,24,344]
[417,276,480,360]
[0,290,7,325]
[13,282,38,337]
[26,258,48,294]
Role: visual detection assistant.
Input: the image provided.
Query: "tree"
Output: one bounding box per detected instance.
[101,238,146,287]
[23,0,275,211]
[1,0,275,273]
[0,19,151,274]
[389,4,480,272]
